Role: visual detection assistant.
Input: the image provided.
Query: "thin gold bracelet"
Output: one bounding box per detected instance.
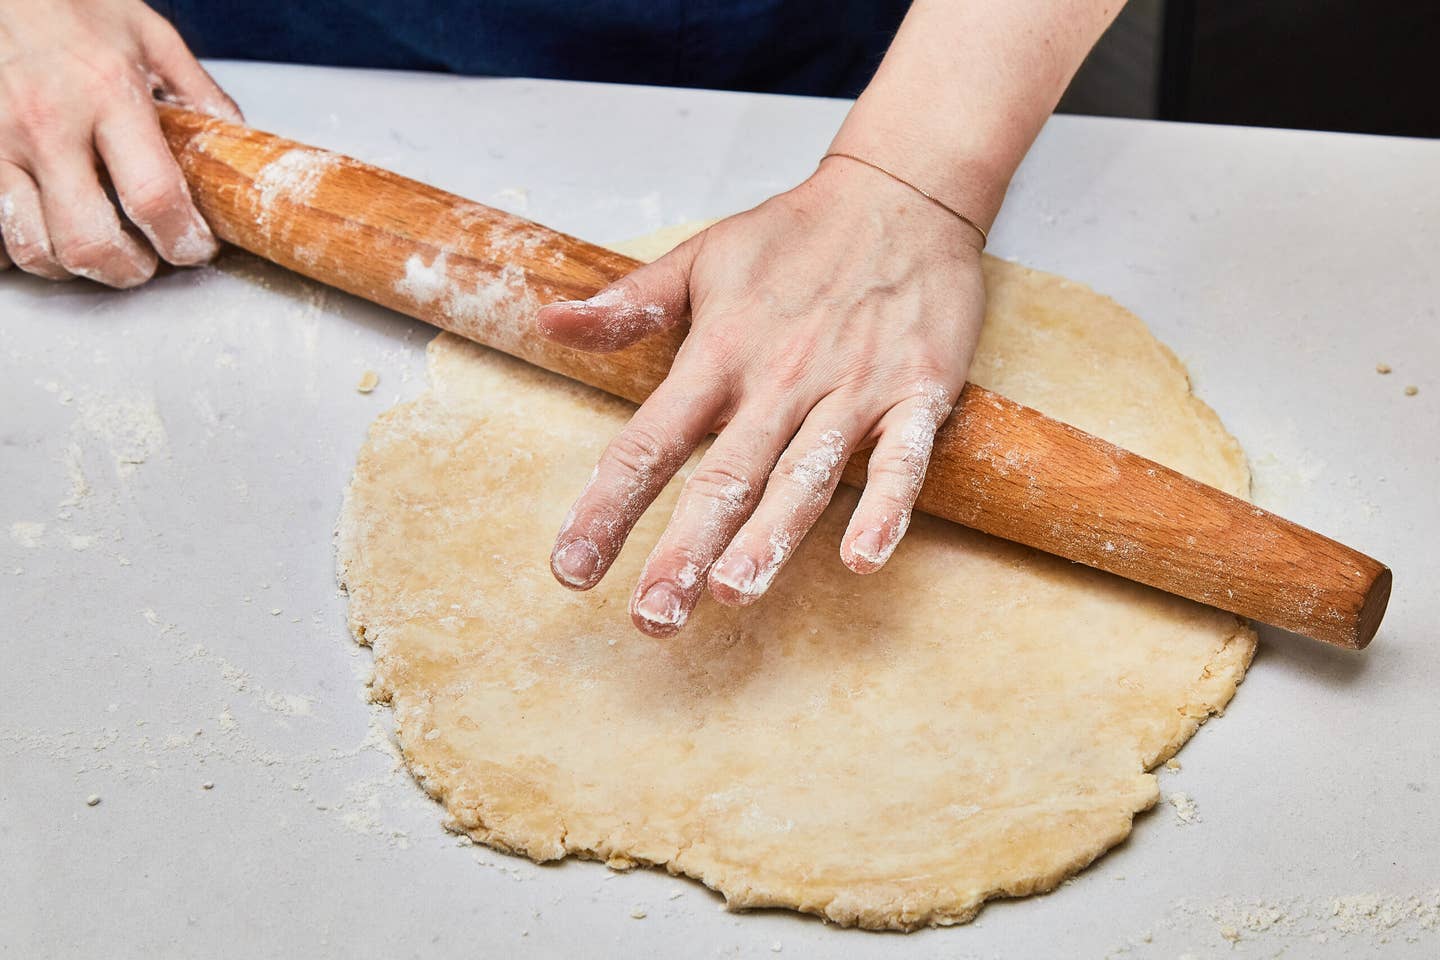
[820,151,988,248]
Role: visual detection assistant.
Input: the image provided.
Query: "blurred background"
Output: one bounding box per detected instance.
[1062,0,1439,137]
[156,0,1439,138]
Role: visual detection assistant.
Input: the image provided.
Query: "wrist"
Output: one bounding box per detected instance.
[826,124,1016,235]
[796,157,987,258]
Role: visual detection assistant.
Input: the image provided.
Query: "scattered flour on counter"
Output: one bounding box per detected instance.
[487,186,530,215]
[1167,791,1199,824]
[9,521,46,548]
[1109,891,1440,956]
[59,443,90,506]
[73,387,168,475]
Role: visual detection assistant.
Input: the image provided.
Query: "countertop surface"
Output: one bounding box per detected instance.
[3,61,1438,959]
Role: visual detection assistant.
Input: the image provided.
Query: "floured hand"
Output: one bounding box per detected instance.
[536,158,986,637]
[0,0,240,287]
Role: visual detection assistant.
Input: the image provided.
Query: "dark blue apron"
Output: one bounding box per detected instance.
[149,0,909,97]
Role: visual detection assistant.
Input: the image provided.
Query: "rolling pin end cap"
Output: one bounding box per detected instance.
[1350,566,1392,650]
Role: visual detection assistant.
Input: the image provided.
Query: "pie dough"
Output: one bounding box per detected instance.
[336,226,1256,931]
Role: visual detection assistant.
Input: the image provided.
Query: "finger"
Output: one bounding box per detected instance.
[34,152,157,288]
[138,14,244,123]
[840,382,955,574]
[627,405,801,637]
[535,235,699,353]
[550,374,727,593]
[0,163,72,280]
[95,101,219,266]
[708,397,867,606]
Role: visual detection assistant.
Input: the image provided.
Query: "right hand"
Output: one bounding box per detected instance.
[0,0,241,286]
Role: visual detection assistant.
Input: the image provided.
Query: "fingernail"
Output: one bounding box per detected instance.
[635,581,685,627]
[552,538,600,588]
[852,528,888,564]
[711,553,756,594]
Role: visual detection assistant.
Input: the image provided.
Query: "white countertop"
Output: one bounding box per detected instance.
[3,61,1437,960]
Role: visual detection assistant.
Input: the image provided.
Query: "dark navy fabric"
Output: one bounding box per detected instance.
[149,1,909,97]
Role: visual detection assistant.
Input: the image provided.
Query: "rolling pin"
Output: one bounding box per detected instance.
[156,105,1391,650]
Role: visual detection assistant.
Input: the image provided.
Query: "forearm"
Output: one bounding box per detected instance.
[831,0,1122,229]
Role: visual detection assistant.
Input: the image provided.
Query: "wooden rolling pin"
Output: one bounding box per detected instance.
[157,106,1391,649]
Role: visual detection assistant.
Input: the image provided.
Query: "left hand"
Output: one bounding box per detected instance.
[535,156,987,637]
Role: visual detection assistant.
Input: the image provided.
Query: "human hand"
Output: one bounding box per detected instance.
[0,0,240,286]
[535,157,987,637]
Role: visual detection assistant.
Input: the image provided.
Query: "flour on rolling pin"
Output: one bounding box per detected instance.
[158,106,1390,647]
[393,252,541,356]
[251,148,344,260]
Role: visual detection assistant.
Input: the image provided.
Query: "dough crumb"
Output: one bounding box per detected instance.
[202,781,214,790]
[1165,758,1182,771]
[1168,791,1199,824]
[270,608,282,616]
[1404,385,1418,396]
[629,907,647,920]
[357,370,380,393]
[1376,363,1392,374]
[86,794,101,807]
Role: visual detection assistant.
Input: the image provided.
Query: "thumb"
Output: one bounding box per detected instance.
[138,11,245,124]
[536,238,697,353]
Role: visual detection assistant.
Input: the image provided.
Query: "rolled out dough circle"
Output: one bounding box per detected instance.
[336,227,1256,930]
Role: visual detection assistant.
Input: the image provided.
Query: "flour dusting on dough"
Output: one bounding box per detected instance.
[335,226,1257,932]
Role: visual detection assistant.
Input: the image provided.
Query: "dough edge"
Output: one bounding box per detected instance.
[334,251,1258,932]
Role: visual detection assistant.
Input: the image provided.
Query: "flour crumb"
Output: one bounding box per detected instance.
[1168,791,1199,824]
[667,890,683,900]
[356,370,380,394]
[488,186,530,214]
[270,608,282,616]
[9,521,46,548]
[1165,758,1182,771]
[1376,363,1391,374]
[771,942,783,952]
[202,781,214,790]
[86,794,101,807]
[1404,385,1419,396]
[629,907,647,920]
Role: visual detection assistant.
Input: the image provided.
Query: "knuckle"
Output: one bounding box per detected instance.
[683,455,758,509]
[677,321,740,377]
[85,56,135,92]
[865,454,926,497]
[605,420,678,482]
[762,336,816,393]
[754,326,823,394]
[9,92,63,145]
[896,357,953,389]
[771,431,846,500]
[55,230,121,273]
[870,461,923,493]
[123,174,187,226]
